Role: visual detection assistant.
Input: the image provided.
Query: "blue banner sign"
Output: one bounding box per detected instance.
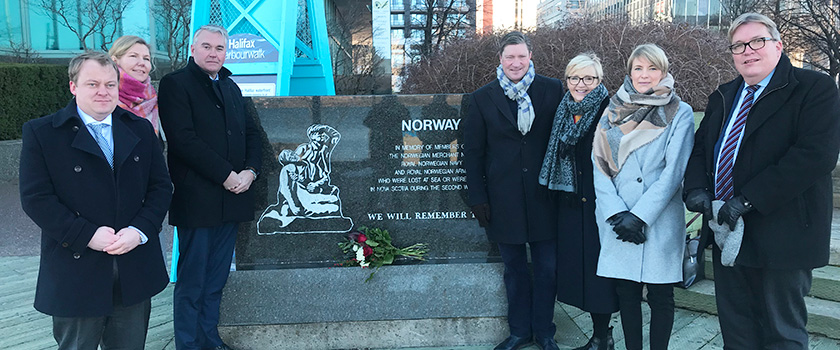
[226,33,279,64]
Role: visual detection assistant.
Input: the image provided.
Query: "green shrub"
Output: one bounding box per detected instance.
[0,63,72,140]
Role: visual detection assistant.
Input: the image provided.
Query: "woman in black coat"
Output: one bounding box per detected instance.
[540,53,618,350]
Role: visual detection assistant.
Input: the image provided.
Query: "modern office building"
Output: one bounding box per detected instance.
[537,0,587,27]
[537,0,726,28]
[0,0,168,64]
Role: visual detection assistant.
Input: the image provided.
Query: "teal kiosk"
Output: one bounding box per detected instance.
[190,0,335,96]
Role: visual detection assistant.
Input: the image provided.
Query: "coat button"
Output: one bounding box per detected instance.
[216,105,221,109]
[72,126,79,131]
[522,168,528,172]
[74,166,82,172]
[61,242,68,248]
[227,130,232,135]
[637,177,643,183]
[75,211,80,216]
[581,197,587,202]
[73,253,80,259]
[134,155,140,162]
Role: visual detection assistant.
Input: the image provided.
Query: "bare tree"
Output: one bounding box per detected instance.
[409,0,473,58]
[334,45,387,95]
[329,1,390,94]
[30,0,134,50]
[720,0,767,21]
[777,0,840,83]
[153,0,192,73]
[0,28,41,63]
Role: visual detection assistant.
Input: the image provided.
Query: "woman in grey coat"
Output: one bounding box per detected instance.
[591,44,694,350]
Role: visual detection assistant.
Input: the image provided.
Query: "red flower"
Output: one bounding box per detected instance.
[362,244,373,257]
[358,233,367,243]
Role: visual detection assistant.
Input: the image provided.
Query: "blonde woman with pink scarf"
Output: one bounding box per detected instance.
[109,36,163,143]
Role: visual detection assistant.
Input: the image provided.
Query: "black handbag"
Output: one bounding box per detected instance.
[679,213,703,289]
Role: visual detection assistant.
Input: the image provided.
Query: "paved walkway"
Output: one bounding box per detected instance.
[1,177,839,349]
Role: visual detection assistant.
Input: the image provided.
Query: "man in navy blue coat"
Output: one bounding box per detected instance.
[19,51,172,349]
[463,31,563,350]
[159,24,261,350]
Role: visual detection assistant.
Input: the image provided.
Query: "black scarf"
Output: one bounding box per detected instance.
[539,84,609,192]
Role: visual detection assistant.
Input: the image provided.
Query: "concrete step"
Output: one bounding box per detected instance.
[675,279,840,340]
[699,250,840,303]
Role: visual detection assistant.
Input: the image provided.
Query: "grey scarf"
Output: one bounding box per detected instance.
[539,84,609,192]
[497,61,536,135]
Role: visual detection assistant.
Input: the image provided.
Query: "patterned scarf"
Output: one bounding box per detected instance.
[496,61,536,135]
[118,67,160,135]
[592,73,681,178]
[539,84,608,192]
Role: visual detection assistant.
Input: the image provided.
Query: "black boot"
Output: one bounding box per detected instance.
[573,326,615,350]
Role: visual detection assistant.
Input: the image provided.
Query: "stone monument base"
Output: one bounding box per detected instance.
[218,263,509,349]
[219,317,508,349]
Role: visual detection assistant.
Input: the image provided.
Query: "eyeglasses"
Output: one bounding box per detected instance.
[567,76,599,86]
[729,37,777,54]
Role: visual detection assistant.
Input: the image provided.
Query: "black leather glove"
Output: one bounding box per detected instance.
[611,211,647,245]
[607,211,628,241]
[606,211,627,226]
[471,203,490,228]
[717,195,753,231]
[684,189,713,218]
[626,227,647,244]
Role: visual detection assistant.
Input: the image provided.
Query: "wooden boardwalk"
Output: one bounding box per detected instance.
[1,255,838,350]
[0,256,176,350]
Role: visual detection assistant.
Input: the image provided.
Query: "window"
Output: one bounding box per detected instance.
[391,14,404,27]
[391,29,406,41]
[411,13,426,26]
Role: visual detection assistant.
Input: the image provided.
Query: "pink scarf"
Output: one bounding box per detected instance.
[118,68,160,135]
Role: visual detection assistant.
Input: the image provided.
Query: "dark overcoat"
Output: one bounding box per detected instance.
[19,101,172,317]
[555,97,618,313]
[158,57,262,227]
[684,54,840,269]
[463,75,563,244]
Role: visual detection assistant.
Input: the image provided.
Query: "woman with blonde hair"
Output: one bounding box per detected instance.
[540,52,617,350]
[109,35,163,141]
[591,44,694,350]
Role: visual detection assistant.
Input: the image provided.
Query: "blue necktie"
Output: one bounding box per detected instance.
[715,85,758,200]
[89,123,113,169]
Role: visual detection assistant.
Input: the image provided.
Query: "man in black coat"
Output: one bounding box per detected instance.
[463,31,563,350]
[158,24,262,350]
[684,13,840,349]
[19,51,172,349]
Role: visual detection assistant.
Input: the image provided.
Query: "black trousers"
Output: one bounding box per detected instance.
[173,223,238,350]
[53,298,151,350]
[498,239,558,339]
[713,246,812,350]
[614,279,674,350]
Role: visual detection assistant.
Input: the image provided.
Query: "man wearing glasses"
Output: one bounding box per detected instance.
[684,13,840,349]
